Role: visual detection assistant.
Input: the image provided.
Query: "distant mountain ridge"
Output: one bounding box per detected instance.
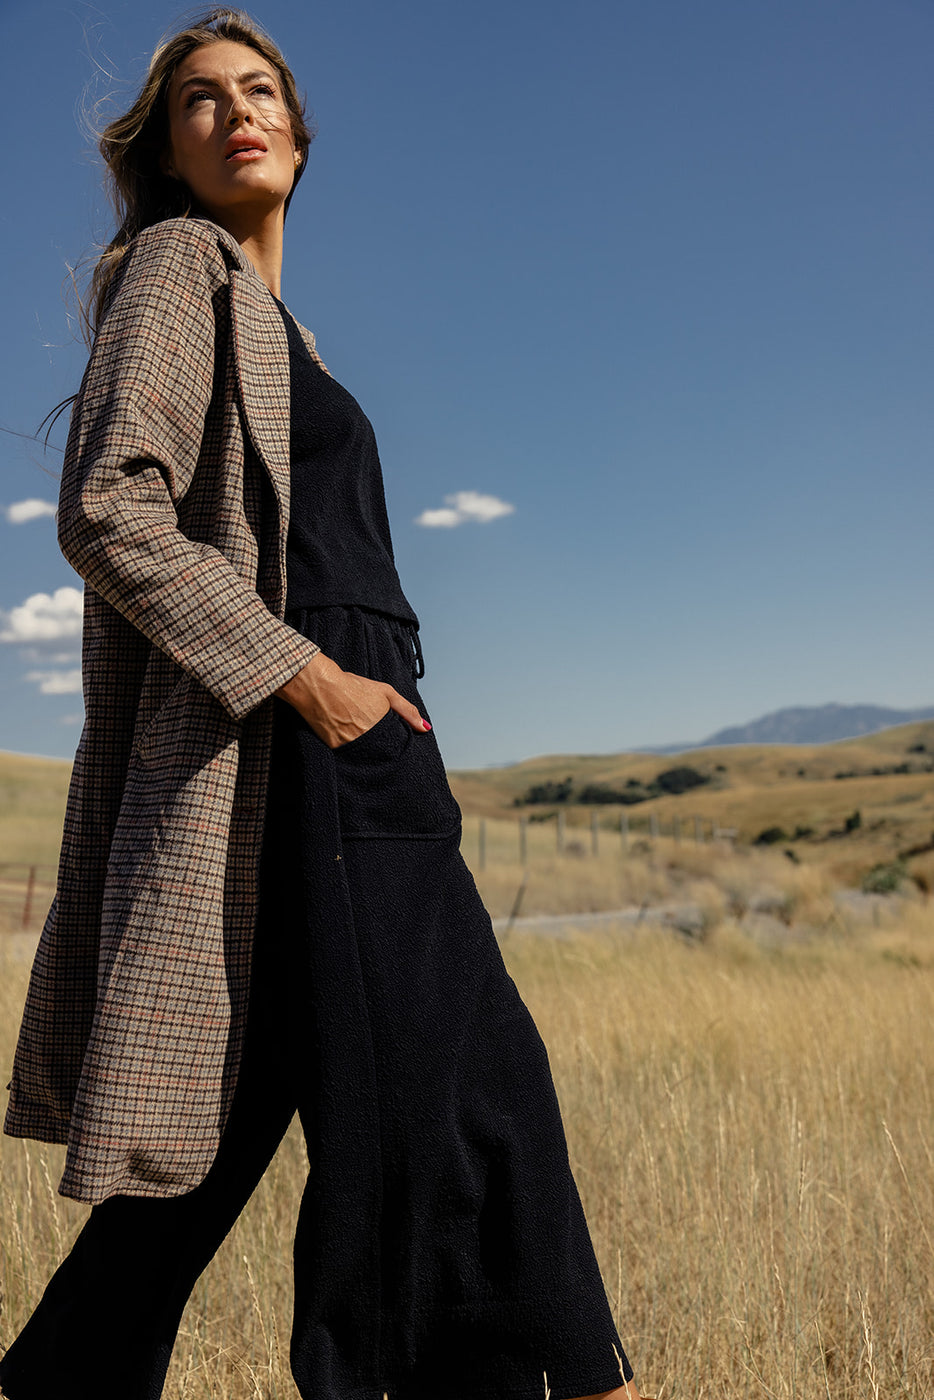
[698,703,934,748]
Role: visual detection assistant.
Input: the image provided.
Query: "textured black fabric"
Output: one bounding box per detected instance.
[274,299,418,624]
[276,607,631,1398]
[0,610,632,1400]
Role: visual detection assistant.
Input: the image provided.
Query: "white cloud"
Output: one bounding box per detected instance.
[5,499,57,524]
[415,490,515,529]
[416,507,463,528]
[59,712,84,725]
[0,587,84,643]
[25,669,83,695]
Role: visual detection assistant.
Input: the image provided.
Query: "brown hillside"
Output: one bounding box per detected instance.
[5,722,934,895]
[448,721,934,888]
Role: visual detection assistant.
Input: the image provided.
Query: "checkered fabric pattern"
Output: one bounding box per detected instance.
[4,219,326,1203]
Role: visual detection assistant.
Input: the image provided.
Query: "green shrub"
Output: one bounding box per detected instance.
[514,777,574,806]
[578,782,644,805]
[754,826,788,846]
[861,861,907,895]
[655,766,709,795]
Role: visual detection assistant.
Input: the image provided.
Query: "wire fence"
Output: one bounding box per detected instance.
[465,810,737,871]
[0,864,57,933]
[1,812,736,927]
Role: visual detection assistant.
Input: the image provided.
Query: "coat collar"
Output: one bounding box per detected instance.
[228,259,292,515]
[208,223,292,521]
[201,220,325,520]
[205,219,323,360]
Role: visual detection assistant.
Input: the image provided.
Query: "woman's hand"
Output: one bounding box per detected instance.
[275,651,430,749]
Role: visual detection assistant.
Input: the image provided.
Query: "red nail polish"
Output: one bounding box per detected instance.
[422,719,431,730]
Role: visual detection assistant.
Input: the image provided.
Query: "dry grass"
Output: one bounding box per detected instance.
[2,895,933,1397]
[0,752,69,933]
[464,819,851,928]
[0,753,71,868]
[517,918,934,1398]
[2,742,933,1393]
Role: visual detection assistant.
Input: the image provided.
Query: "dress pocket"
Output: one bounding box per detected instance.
[333,709,462,839]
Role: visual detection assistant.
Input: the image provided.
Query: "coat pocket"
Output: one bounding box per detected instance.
[131,669,194,767]
[332,709,462,839]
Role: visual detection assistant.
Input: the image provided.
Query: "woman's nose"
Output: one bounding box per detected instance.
[226,95,253,126]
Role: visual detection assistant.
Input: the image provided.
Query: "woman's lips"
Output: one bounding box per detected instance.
[226,147,266,161]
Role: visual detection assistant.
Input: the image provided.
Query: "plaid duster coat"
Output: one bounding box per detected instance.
[4,217,326,1203]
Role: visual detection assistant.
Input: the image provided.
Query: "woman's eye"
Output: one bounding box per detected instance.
[184,82,276,109]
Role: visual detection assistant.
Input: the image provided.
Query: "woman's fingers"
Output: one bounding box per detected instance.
[385,686,431,734]
[274,653,429,748]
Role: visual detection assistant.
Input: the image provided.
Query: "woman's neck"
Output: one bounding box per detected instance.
[212,204,286,298]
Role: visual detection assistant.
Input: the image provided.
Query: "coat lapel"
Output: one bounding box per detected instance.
[228,267,292,517]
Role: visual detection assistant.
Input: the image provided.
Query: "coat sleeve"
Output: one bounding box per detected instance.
[58,220,319,721]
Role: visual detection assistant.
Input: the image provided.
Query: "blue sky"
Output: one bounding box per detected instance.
[1,0,931,768]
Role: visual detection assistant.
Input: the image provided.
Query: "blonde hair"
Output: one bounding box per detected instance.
[86,7,314,338]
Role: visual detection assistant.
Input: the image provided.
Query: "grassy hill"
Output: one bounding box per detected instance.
[0,751,71,866]
[3,721,934,926]
[449,720,934,891]
[0,753,71,931]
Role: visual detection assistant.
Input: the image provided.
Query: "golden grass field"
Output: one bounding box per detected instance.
[1,737,933,1395]
[2,909,932,1397]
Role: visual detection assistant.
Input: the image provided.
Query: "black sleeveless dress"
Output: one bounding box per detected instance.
[263,300,633,1399]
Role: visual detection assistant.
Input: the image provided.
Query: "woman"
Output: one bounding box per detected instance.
[0,10,646,1399]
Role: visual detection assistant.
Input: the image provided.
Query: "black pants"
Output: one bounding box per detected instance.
[0,919,307,1400]
[0,609,630,1400]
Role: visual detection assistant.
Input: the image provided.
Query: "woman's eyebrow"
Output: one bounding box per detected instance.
[178,69,277,93]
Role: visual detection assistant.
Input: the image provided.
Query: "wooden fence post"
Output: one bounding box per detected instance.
[649,812,659,839]
[694,815,704,844]
[502,870,529,938]
[672,815,681,843]
[478,818,486,872]
[557,809,566,855]
[590,810,599,856]
[620,812,629,850]
[22,865,36,930]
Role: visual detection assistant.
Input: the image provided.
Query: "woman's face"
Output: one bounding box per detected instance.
[162,39,299,229]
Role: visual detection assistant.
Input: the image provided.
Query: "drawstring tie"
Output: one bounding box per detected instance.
[409,626,425,680]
